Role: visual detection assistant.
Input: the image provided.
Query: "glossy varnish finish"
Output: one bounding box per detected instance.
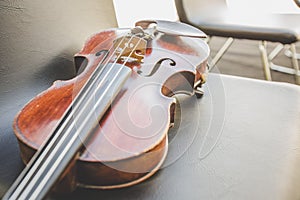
[13,27,209,194]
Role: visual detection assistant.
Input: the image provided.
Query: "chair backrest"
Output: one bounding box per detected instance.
[0,0,117,102]
[174,0,227,22]
[0,0,117,76]
[0,0,119,124]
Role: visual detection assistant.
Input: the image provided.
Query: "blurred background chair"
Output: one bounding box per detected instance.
[175,0,300,84]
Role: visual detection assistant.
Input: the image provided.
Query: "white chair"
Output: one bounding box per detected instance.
[175,0,300,84]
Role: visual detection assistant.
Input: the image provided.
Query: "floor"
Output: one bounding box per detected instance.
[208,37,299,85]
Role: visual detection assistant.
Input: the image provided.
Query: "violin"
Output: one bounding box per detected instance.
[3,20,209,199]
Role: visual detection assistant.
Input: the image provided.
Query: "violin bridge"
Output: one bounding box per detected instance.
[113,35,147,63]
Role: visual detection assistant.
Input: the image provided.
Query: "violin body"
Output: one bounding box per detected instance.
[10,21,209,196]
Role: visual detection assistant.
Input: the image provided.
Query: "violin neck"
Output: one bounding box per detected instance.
[3,63,132,200]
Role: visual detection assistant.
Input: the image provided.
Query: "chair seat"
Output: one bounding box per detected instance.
[186,12,300,44]
[2,74,300,199]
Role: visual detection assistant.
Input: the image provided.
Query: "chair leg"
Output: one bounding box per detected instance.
[258,41,272,81]
[209,37,234,68]
[284,48,300,60]
[268,44,284,61]
[290,44,300,85]
[266,43,300,85]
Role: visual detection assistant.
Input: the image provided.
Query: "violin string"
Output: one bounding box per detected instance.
[29,36,144,199]
[7,32,132,199]
[17,34,138,198]
[7,34,131,199]
[12,33,145,199]
[29,37,143,199]
[12,36,137,199]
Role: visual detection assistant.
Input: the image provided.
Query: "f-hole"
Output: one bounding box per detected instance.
[138,58,176,77]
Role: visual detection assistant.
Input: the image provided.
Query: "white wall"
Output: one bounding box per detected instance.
[113,0,300,28]
[113,0,178,27]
